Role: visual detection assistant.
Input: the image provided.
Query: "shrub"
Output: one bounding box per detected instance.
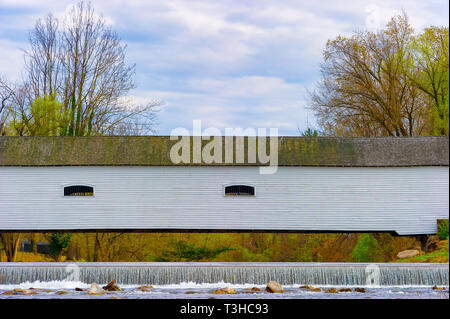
[351,234,380,262]
[437,220,449,240]
[49,233,72,261]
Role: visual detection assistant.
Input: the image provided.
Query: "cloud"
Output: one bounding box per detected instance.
[0,0,448,135]
[135,75,314,134]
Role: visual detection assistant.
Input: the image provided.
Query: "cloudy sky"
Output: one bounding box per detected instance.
[0,0,448,135]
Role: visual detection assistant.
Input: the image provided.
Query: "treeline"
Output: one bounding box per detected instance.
[309,13,449,137]
[1,232,415,263]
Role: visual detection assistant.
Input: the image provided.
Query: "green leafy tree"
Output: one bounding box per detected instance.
[49,233,72,261]
[11,94,70,136]
[410,27,449,136]
[351,234,381,262]
[300,128,321,137]
[310,13,449,137]
[437,220,449,240]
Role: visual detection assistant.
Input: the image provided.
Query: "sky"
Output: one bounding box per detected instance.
[0,0,448,135]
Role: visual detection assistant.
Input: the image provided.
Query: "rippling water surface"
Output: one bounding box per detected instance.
[0,282,448,299]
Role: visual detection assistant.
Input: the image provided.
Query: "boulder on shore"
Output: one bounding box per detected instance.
[354,287,366,293]
[265,281,283,293]
[396,249,420,259]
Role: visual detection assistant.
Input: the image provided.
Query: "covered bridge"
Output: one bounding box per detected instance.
[0,136,448,235]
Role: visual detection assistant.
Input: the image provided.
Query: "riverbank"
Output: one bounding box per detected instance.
[396,240,449,263]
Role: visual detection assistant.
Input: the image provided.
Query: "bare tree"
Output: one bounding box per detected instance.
[309,13,429,137]
[4,1,159,136]
[0,77,13,135]
[0,233,21,262]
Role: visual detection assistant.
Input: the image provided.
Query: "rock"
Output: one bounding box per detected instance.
[299,285,314,290]
[299,285,321,292]
[109,297,123,299]
[243,287,263,294]
[213,287,237,294]
[432,285,443,290]
[396,249,420,259]
[5,288,36,295]
[29,288,53,293]
[88,283,107,295]
[55,291,68,295]
[103,280,122,292]
[243,287,261,292]
[75,287,85,291]
[137,285,154,292]
[325,288,338,293]
[265,281,283,293]
[23,289,36,295]
[185,291,202,294]
[354,288,366,293]
[338,288,352,292]
[425,235,440,252]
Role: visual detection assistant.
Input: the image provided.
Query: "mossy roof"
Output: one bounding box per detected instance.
[0,136,448,167]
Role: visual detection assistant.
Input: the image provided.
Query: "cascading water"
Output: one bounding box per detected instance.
[0,262,448,286]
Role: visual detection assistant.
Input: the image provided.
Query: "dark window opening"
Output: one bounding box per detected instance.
[20,241,51,254]
[225,185,255,196]
[64,185,94,196]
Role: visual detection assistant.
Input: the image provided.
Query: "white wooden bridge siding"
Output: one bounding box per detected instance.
[0,166,448,235]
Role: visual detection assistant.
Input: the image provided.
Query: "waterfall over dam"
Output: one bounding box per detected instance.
[0,263,448,286]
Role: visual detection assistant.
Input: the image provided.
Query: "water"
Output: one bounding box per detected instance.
[0,263,448,299]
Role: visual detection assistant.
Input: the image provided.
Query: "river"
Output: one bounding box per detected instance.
[0,262,448,299]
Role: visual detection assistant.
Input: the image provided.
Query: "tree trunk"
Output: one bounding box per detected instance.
[31,233,38,254]
[0,233,21,262]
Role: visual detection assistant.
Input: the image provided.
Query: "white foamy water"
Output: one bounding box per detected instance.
[1,262,448,286]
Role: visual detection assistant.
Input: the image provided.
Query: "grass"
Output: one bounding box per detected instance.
[395,240,449,263]
[0,251,54,262]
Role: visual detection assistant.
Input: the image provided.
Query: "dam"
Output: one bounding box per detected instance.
[0,262,448,287]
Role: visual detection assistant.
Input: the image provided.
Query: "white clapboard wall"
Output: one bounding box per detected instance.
[0,166,448,235]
